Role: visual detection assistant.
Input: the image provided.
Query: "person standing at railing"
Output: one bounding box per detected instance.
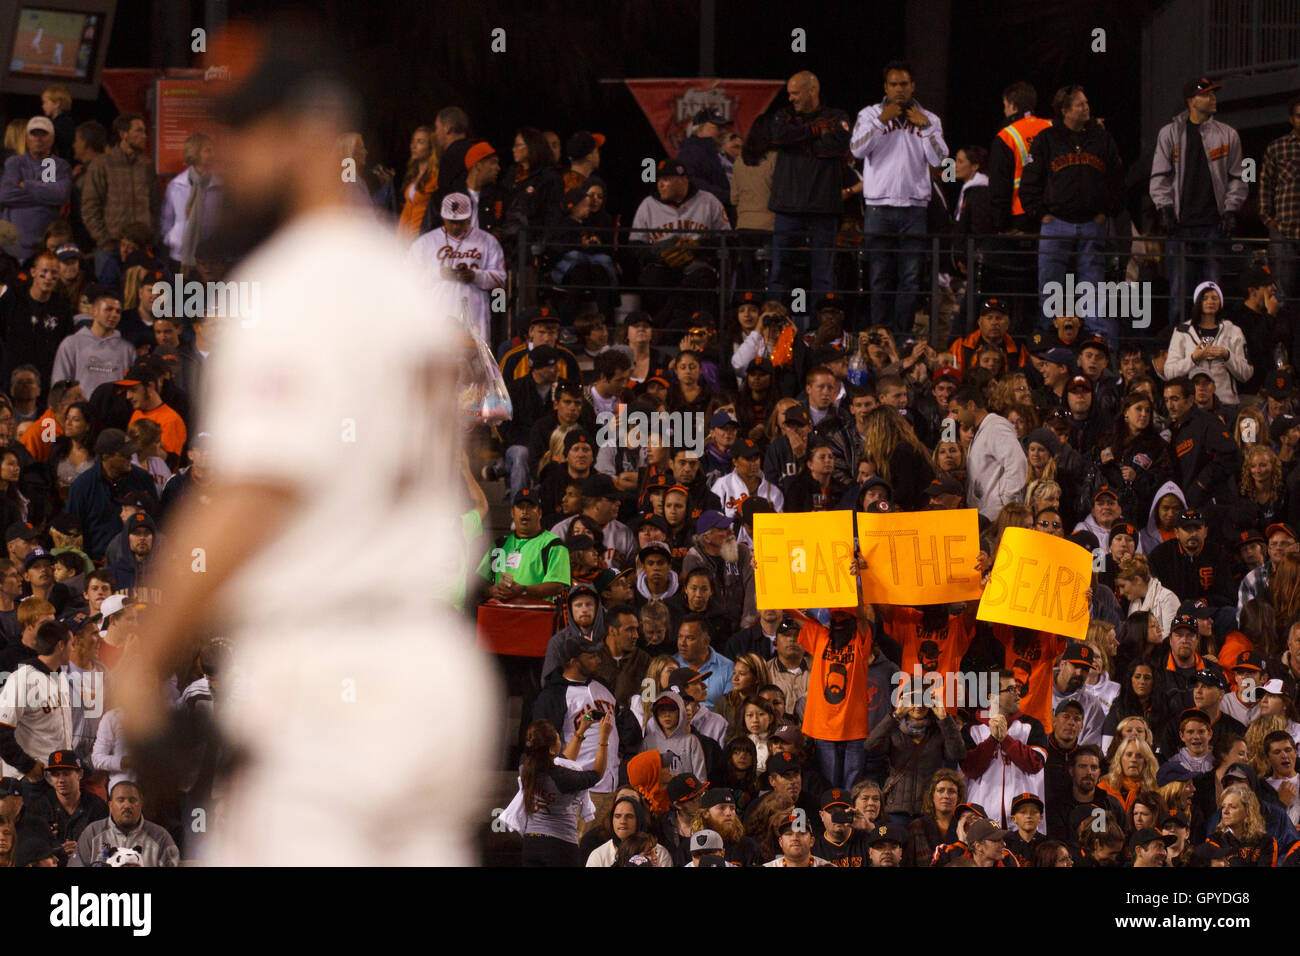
[850,60,947,338]
[1150,78,1247,329]
[767,71,851,317]
[1018,85,1124,351]
[629,159,730,329]
[1261,96,1300,306]
[407,192,506,346]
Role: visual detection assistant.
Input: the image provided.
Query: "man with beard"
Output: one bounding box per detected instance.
[786,605,875,790]
[114,18,496,865]
[696,788,761,866]
[814,788,868,866]
[1046,744,1123,842]
[1050,642,1106,745]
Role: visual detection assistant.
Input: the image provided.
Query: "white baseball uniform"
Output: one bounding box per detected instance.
[408,225,505,345]
[198,208,499,865]
[0,662,73,778]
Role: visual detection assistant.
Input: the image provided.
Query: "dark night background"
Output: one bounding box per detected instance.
[2,0,1290,225]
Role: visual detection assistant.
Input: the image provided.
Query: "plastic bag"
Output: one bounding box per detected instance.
[456,296,513,426]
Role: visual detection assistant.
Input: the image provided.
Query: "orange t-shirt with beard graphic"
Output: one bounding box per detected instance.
[797,618,874,742]
[992,625,1068,734]
[880,606,977,704]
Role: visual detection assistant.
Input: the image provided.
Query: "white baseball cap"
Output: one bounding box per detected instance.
[440,193,471,221]
[26,116,53,135]
[1260,678,1286,697]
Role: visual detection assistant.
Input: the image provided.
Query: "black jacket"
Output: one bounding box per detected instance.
[1147,537,1235,607]
[768,106,852,215]
[987,112,1049,231]
[1167,407,1239,508]
[1019,119,1124,224]
[677,135,730,208]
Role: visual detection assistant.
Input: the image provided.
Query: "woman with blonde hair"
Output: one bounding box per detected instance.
[1101,737,1159,812]
[860,406,934,511]
[631,655,682,729]
[1083,624,1120,706]
[764,397,800,444]
[397,125,438,240]
[1024,478,1062,513]
[716,653,769,724]
[1210,783,1277,866]
[2,119,27,157]
[1115,553,1179,641]
[1004,403,1038,441]
[989,371,1033,416]
[1230,443,1287,532]
[1105,715,1156,762]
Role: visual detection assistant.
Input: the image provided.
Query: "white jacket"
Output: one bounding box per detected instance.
[586,840,674,867]
[966,412,1027,520]
[850,100,947,207]
[1163,319,1252,406]
[711,471,785,517]
[1126,575,1180,640]
[965,719,1046,831]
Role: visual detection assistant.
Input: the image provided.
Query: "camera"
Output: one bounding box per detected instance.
[867,333,884,345]
[830,807,855,825]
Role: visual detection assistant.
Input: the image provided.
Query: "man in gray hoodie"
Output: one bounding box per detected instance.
[1150,78,1248,325]
[51,288,137,396]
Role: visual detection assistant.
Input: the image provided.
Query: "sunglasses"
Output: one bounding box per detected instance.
[1037,519,1062,529]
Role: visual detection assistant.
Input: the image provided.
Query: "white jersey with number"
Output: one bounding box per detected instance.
[0,663,73,778]
[198,208,497,865]
[407,225,505,345]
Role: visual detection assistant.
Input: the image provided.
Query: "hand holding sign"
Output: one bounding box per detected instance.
[976,528,1093,639]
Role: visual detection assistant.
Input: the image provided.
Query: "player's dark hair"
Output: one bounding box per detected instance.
[85,569,113,591]
[593,349,631,381]
[1264,729,1295,752]
[606,603,638,627]
[436,107,469,136]
[1070,743,1105,766]
[883,59,914,82]
[34,621,71,656]
[1052,85,1086,122]
[952,382,986,410]
[1163,376,1193,399]
[514,126,553,171]
[74,120,108,153]
[112,113,144,141]
[1003,81,1038,114]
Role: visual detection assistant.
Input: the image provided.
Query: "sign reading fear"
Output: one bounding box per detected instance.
[753,511,857,610]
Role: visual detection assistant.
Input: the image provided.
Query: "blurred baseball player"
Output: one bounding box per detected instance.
[117,18,498,865]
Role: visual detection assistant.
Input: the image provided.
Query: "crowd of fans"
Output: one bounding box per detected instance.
[0,59,1298,869]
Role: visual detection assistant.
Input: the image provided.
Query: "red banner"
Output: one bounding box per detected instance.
[624,78,785,156]
[154,79,220,176]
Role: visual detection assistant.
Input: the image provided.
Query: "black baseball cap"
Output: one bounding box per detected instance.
[1264,370,1296,399]
[1054,698,1085,717]
[1191,669,1228,691]
[1170,612,1198,634]
[632,513,670,536]
[979,297,1010,316]
[657,158,688,178]
[564,635,602,662]
[692,107,731,127]
[701,788,735,809]
[740,496,774,524]
[126,513,156,535]
[765,752,801,776]
[922,475,964,499]
[113,490,153,510]
[563,431,595,454]
[857,476,893,508]
[1128,827,1177,850]
[50,513,81,535]
[45,749,80,772]
[782,405,810,427]
[666,773,708,803]
[4,521,35,543]
[580,474,619,500]
[732,438,761,460]
[94,429,137,459]
[566,130,605,159]
[638,541,672,563]
[594,567,633,592]
[511,487,542,507]
[864,824,904,847]
[529,345,560,369]
[1183,76,1223,99]
[1176,509,1206,529]
[1241,263,1275,292]
[1076,335,1110,357]
[668,666,710,691]
[747,356,774,375]
[524,306,559,328]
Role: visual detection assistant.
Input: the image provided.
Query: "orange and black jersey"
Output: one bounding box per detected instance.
[1004,830,1044,867]
[500,341,582,383]
[814,829,868,867]
[1207,833,1279,867]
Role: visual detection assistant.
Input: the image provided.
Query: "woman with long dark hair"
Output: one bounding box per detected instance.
[1095,391,1172,522]
[513,715,613,866]
[903,769,965,867]
[503,126,564,243]
[1102,657,1166,754]
[581,793,673,867]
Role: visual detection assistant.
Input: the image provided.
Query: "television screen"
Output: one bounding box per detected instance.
[8,6,102,81]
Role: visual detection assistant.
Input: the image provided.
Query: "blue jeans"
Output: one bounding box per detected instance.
[93,248,117,284]
[505,444,531,500]
[1037,217,1106,334]
[768,212,840,309]
[1167,224,1223,325]
[864,205,928,334]
[813,737,867,790]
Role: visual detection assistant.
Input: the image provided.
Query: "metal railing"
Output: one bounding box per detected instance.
[1206,0,1300,74]
[504,223,1296,351]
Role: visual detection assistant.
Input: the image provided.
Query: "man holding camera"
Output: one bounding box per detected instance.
[408,191,506,344]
